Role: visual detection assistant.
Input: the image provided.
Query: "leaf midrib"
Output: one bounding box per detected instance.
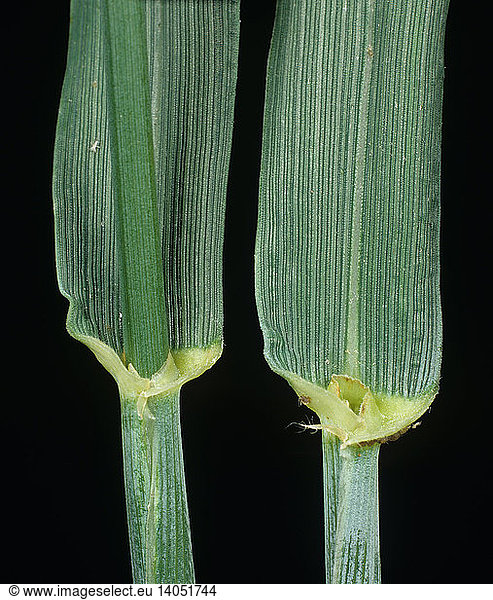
[344,0,375,378]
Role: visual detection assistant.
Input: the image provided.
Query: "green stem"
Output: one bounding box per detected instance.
[322,431,381,583]
[321,430,341,579]
[120,390,194,583]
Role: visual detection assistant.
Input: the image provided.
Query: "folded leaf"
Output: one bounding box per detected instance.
[256,0,449,583]
[53,0,240,583]
[256,0,447,446]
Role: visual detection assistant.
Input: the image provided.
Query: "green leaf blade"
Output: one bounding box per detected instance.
[53,0,123,354]
[256,0,448,444]
[146,0,241,351]
[54,0,240,377]
[102,0,168,377]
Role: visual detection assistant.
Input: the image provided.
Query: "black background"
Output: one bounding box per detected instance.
[3,0,491,584]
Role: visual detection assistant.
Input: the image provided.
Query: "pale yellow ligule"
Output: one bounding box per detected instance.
[69,331,222,419]
[281,371,436,447]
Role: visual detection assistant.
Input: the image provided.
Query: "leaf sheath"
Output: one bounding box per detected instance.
[323,434,380,583]
[121,391,194,583]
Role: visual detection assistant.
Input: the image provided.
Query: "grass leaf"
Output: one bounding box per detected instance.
[256,0,449,582]
[53,0,240,582]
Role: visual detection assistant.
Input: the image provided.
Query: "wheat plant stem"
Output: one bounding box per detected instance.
[321,431,341,579]
[322,433,381,583]
[121,390,194,584]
